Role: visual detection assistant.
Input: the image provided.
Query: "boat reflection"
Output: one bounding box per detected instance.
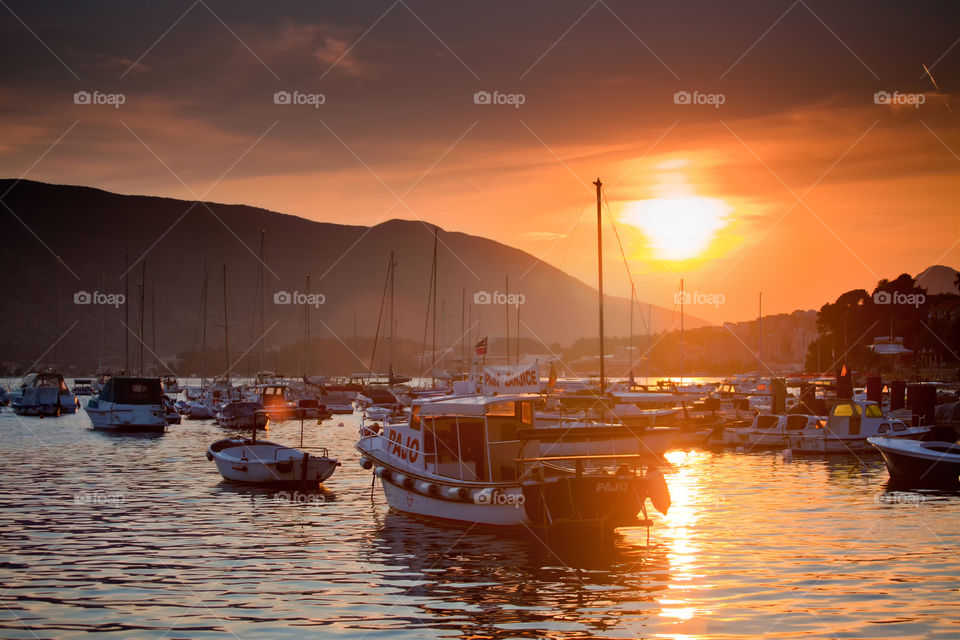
[368,512,672,638]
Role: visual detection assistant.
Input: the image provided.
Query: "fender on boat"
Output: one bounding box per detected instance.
[359,456,373,470]
[647,468,671,515]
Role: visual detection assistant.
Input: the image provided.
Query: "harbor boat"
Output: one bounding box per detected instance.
[786,399,929,454]
[868,437,960,487]
[736,413,825,451]
[321,389,356,414]
[535,394,678,458]
[215,400,266,429]
[85,377,168,432]
[161,375,184,395]
[72,379,95,396]
[11,372,79,416]
[356,393,671,531]
[207,412,340,486]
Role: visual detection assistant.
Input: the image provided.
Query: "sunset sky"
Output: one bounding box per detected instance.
[1,1,958,324]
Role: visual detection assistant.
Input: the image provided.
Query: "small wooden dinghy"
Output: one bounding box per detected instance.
[207,411,339,486]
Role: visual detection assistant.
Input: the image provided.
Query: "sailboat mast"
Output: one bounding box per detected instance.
[138,260,145,376]
[389,250,395,374]
[124,253,129,373]
[594,178,605,393]
[201,254,207,388]
[98,271,105,372]
[305,273,311,376]
[222,264,230,380]
[152,280,157,375]
[54,255,60,369]
[431,227,438,387]
[259,230,266,372]
[680,278,684,385]
[505,274,510,366]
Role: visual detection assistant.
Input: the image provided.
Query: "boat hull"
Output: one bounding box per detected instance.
[85,401,167,432]
[788,427,930,454]
[869,438,960,487]
[208,439,339,486]
[379,474,526,526]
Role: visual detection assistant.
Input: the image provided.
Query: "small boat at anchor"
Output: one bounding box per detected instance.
[868,437,960,488]
[85,377,168,432]
[356,393,671,531]
[207,411,340,486]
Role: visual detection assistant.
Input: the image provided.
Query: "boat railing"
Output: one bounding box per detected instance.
[267,445,331,461]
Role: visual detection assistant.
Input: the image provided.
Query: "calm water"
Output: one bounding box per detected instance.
[0,403,958,639]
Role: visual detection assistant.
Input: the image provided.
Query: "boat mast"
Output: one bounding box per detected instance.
[431,227,438,387]
[505,274,510,366]
[389,250,395,377]
[222,264,230,381]
[680,278,684,386]
[138,259,145,376]
[305,273,311,377]
[201,253,208,388]
[98,271,105,372]
[123,253,129,374]
[758,291,763,374]
[594,178,605,394]
[54,255,60,370]
[151,280,157,376]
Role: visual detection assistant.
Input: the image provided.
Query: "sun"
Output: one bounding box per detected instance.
[620,196,731,261]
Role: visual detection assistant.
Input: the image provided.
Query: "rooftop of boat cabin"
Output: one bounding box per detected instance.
[417,394,540,417]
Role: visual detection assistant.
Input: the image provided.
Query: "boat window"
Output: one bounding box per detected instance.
[833,404,854,417]
[410,405,421,431]
[878,423,889,433]
[521,401,533,424]
[757,415,779,430]
[786,415,808,430]
[864,404,882,419]
[113,379,162,405]
[892,421,906,432]
[424,416,485,482]
[486,401,516,417]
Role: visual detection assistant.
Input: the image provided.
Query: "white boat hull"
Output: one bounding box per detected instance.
[379,475,525,526]
[787,427,930,454]
[208,439,339,485]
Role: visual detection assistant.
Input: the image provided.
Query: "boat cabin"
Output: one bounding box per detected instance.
[826,399,907,437]
[379,394,537,485]
[98,377,164,406]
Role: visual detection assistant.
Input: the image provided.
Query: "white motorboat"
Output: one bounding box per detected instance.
[321,389,356,414]
[736,413,825,451]
[207,412,340,486]
[161,375,184,395]
[11,372,79,416]
[356,393,671,530]
[786,399,929,454]
[85,377,168,432]
[868,437,960,487]
[215,401,266,429]
[72,379,95,396]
